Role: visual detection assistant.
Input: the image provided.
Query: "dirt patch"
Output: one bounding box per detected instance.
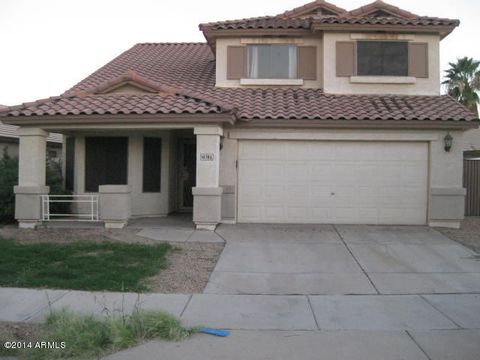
[0,226,224,293]
[437,217,480,254]
[0,321,43,343]
[146,242,224,293]
[0,225,155,245]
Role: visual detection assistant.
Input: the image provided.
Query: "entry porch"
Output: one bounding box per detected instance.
[13,124,227,230]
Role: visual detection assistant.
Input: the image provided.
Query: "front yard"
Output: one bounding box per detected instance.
[0,237,172,292]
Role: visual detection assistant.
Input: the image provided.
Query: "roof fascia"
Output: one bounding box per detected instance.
[235,119,479,130]
[1,113,236,127]
[312,23,457,38]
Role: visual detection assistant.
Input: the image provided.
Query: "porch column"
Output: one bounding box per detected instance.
[193,126,223,230]
[14,127,50,228]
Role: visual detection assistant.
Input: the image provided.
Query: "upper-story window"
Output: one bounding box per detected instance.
[247,45,297,79]
[357,41,408,76]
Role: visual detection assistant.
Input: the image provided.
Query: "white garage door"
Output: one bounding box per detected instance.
[238,140,428,225]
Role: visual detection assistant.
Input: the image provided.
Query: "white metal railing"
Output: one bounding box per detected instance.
[41,194,99,221]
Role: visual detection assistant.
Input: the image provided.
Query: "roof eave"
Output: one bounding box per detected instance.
[312,23,458,37]
[1,113,236,127]
[235,119,479,130]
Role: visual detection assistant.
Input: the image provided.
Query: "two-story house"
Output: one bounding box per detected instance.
[0,0,478,229]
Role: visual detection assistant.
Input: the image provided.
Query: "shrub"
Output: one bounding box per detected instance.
[0,150,68,223]
[0,148,18,223]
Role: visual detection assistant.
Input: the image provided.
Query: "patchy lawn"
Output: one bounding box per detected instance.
[437,217,480,254]
[0,237,171,292]
[0,309,196,359]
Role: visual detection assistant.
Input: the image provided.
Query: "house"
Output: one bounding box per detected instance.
[0,105,62,159]
[0,0,478,229]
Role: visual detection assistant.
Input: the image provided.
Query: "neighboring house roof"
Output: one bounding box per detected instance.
[0,43,476,125]
[0,105,62,143]
[0,122,63,143]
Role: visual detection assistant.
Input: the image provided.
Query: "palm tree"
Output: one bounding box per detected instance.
[442,57,480,115]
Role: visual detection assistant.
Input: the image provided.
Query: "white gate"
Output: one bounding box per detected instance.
[41,195,99,221]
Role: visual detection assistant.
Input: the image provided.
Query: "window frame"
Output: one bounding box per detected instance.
[246,44,298,80]
[356,40,409,77]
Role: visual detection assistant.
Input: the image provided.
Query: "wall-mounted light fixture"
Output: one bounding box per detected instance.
[219,136,224,151]
[444,132,453,152]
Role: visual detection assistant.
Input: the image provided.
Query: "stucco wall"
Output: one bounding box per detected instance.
[215,37,323,88]
[322,32,440,95]
[72,132,172,217]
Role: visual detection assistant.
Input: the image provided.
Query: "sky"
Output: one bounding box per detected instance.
[0,0,479,105]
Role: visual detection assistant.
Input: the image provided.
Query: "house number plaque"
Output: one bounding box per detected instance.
[200,153,215,161]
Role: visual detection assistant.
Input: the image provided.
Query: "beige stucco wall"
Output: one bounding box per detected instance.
[215,37,323,88]
[322,32,441,95]
[72,132,172,217]
[220,127,465,226]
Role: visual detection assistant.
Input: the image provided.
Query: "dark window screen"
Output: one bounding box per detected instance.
[357,41,408,76]
[85,137,128,192]
[143,137,162,192]
[65,136,75,192]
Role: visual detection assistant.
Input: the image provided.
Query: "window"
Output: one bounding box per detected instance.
[247,45,297,79]
[143,137,162,192]
[85,137,128,192]
[65,137,75,192]
[357,41,408,76]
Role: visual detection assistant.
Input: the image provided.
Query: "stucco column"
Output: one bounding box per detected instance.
[193,126,223,230]
[14,127,50,228]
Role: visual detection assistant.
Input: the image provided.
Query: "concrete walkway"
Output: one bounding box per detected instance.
[2,287,479,359]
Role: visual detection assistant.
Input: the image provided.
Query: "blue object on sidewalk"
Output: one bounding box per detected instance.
[199,327,230,337]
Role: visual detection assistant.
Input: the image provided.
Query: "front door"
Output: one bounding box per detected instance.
[178,138,196,211]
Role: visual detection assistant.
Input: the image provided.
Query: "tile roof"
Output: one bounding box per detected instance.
[0,43,476,124]
[200,16,312,30]
[199,0,459,35]
[312,15,459,27]
[3,93,230,117]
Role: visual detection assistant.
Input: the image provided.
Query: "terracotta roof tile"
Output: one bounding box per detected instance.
[0,43,476,124]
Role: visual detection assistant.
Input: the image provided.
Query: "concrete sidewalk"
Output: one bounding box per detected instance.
[1,288,479,331]
[2,287,480,359]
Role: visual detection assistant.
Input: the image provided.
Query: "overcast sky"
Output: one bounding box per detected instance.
[0,0,479,105]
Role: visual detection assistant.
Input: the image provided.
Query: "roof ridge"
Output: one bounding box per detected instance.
[134,42,209,46]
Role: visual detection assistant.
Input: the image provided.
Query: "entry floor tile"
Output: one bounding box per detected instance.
[309,295,458,330]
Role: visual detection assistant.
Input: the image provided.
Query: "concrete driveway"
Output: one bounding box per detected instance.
[206,224,480,295]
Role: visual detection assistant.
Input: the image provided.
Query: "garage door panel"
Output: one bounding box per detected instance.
[238,141,428,225]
